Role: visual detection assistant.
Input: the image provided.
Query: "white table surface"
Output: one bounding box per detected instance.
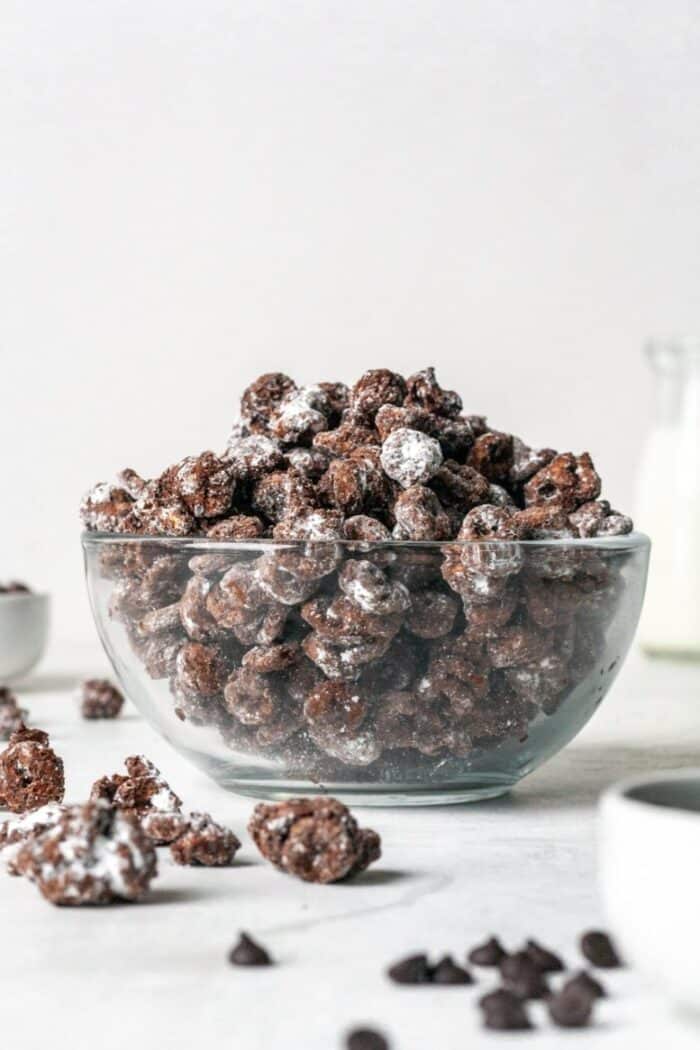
[2,641,700,1050]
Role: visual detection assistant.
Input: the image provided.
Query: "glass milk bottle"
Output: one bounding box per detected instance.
[635,338,700,658]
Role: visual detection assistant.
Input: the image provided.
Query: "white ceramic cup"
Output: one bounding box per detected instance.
[600,770,700,1010]
[0,592,50,682]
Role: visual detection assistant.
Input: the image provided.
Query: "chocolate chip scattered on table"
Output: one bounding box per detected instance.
[228,932,273,967]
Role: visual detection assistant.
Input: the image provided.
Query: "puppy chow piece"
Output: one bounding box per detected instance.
[270,385,333,445]
[467,431,514,485]
[405,589,459,639]
[338,560,410,616]
[458,505,523,578]
[430,461,490,512]
[510,437,557,485]
[569,499,633,538]
[284,445,332,480]
[79,678,124,719]
[0,802,66,874]
[160,451,235,519]
[141,809,190,846]
[91,755,182,820]
[375,402,436,441]
[80,481,135,532]
[318,447,389,515]
[15,800,157,905]
[248,796,381,883]
[380,428,443,489]
[169,811,241,867]
[224,667,282,726]
[393,486,452,541]
[313,421,380,455]
[0,725,65,814]
[343,515,392,543]
[205,514,265,540]
[225,434,285,479]
[524,451,601,512]
[404,366,462,417]
[240,372,296,432]
[350,368,407,421]
[251,469,316,523]
[175,641,228,697]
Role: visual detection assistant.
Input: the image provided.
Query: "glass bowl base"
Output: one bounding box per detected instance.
[185,749,516,806]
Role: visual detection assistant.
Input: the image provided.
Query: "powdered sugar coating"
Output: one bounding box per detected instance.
[380,427,444,489]
[169,811,241,867]
[226,435,285,479]
[15,800,157,905]
[0,802,66,874]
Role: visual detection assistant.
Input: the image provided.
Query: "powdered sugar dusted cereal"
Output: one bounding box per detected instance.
[169,812,241,867]
[248,797,381,883]
[91,755,182,819]
[380,427,443,489]
[0,802,66,874]
[0,726,65,814]
[14,800,157,905]
[82,364,635,788]
[79,679,124,719]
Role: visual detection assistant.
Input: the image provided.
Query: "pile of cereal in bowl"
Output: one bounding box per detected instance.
[80,367,644,800]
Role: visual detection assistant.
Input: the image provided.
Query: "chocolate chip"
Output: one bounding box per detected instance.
[524,938,564,972]
[431,955,473,985]
[468,935,507,967]
[563,970,606,999]
[345,1028,390,1050]
[479,988,533,1031]
[228,932,272,966]
[548,986,594,1028]
[580,930,622,968]
[387,953,432,985]
[503,960,549,1001]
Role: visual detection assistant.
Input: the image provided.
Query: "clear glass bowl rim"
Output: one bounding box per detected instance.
[81,530,650,553]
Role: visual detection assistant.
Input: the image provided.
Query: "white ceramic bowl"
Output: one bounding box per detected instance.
[0,592,50,682]
[600,770,700,1010]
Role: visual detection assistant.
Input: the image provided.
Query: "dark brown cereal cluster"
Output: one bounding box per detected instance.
[248,797,381,883]
[90,754,183,821]
[169,811,241,867]
[0,725,65,814]
[0,802,66,875]
[12,800,157,905]
[79,678,125,719]
[0,688,28,740]
[93,755,241,866]
[81,367,633,780]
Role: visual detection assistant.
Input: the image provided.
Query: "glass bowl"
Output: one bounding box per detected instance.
[83,532,650,806]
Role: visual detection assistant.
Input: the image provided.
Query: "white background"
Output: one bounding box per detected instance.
[3,1,700,645]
